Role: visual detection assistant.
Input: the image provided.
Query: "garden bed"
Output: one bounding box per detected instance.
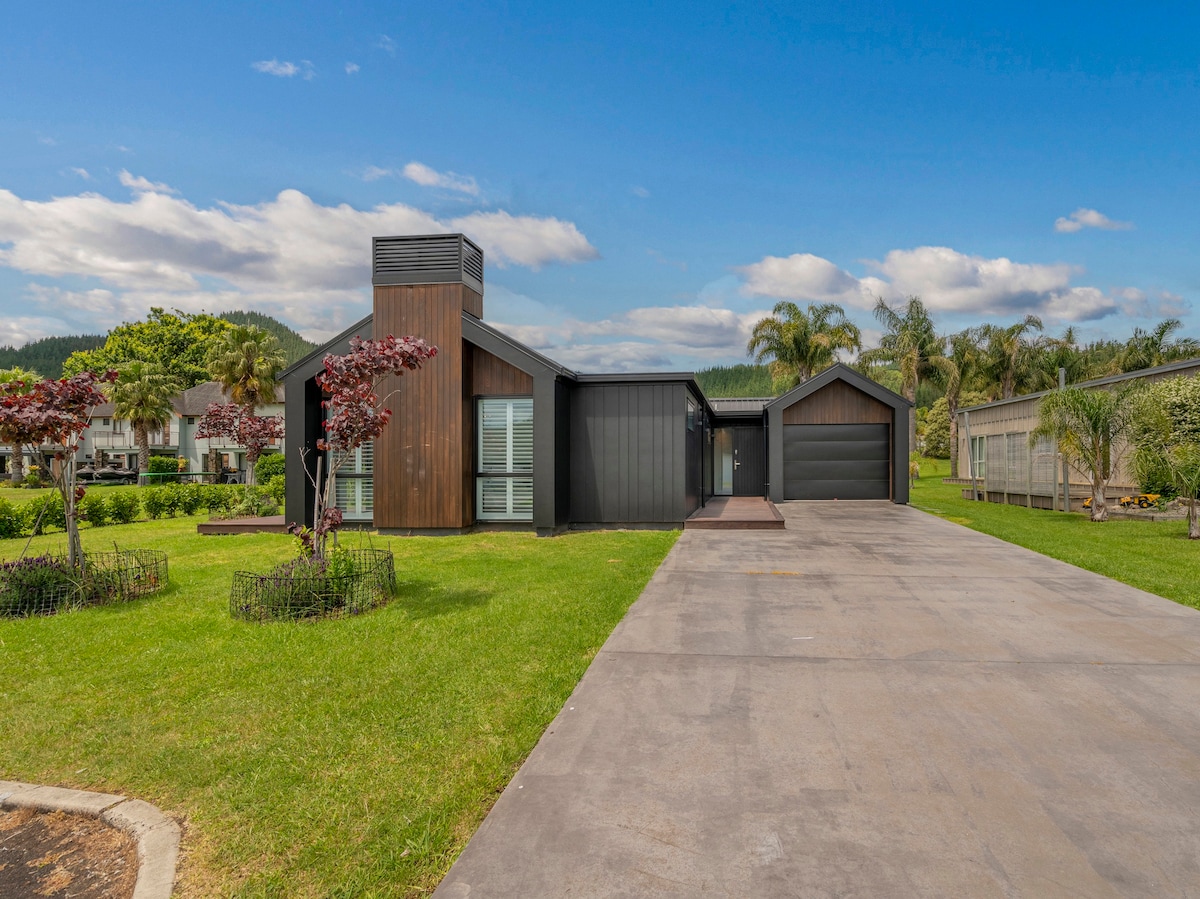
[230,548,396,621]
[0,549,168,618]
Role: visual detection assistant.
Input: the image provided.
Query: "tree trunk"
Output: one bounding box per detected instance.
[1089,480,1108,522]
[245,450,258,487]
[948,397,960,478]
[9,446,23,484]
[1189,498,1199,540]
[136,424,150,486]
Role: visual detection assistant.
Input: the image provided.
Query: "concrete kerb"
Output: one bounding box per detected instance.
[0,780,179,899]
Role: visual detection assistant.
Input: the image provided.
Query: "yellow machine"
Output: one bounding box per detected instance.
[1084,493,1161,509]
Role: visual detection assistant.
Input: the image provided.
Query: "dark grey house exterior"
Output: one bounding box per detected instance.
[282,234,911,534]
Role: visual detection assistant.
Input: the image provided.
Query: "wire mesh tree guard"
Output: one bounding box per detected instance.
[230,548,396,622]
[0,549,169,618]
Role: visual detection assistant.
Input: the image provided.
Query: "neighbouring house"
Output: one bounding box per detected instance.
[954,358,1200,509]
[283,233,912,534]
[0,382,284,482]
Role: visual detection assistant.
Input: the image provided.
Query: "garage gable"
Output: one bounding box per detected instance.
[765,364,912,505]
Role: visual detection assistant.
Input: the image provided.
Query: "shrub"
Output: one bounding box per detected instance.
[265,474,286,507]
[178,482,205,516]
[142,487,168,520]
[255,453,286,484]
[0,554,79,616]
[77,491,110,528]
[0,497,28,539]
[159,486,183,517]
[107,489,141,524]
[29,493,65,535]
[227,486,279,520]
[147,455,180,484]
[203,484,239,513]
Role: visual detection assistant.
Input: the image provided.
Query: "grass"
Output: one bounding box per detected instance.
[0,486,56,503]
[0,517,678,897]
[910,457,1200,610]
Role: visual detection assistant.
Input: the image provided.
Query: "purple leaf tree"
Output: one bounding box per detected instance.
[196,403,285,485]
[303,334,437,558]
[0,371,117,567]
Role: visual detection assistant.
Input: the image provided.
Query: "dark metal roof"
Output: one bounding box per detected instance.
[707,397,770,414]
[764,362,912,412]
[960,356,1200,413]
[372,233,484,295]
[280,313,374,383]
[462,315,576,379]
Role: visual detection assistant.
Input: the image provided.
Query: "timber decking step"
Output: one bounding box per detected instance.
[197,515,289,535]
[684,496,785,530]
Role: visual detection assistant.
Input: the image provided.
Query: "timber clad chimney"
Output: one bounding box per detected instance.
[372,234,484,530]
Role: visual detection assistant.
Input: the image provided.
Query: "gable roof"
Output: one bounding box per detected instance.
[462,314,575,379]
[960,356,1200,414]
[764,362,912,413]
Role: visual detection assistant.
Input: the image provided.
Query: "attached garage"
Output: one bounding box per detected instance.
[766,364,912,504]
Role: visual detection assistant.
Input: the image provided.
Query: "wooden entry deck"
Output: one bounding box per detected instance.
[684,496,785,530]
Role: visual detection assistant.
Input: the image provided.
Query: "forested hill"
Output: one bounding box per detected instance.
[217,310,318,365]
[0,334,106,378]
[694,364,775,397]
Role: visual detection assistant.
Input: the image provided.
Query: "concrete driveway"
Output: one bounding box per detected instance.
[434,502,1200,898]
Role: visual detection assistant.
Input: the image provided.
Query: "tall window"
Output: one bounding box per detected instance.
[477,397,533,520]
[970,435,987,480]
[332,441,373,521]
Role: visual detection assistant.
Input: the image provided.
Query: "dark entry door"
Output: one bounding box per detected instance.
[732,427,765,496]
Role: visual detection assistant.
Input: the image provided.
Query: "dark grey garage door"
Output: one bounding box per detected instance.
[783,423,890,500]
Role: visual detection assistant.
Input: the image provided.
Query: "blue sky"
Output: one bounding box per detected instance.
[2,2,1198,371]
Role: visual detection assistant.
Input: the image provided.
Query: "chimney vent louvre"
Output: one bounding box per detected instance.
[372,233,484,294]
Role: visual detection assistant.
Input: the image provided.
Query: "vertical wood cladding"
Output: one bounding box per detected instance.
[569,382,687,524]
[781,379,892,425]
[372,283,482,529]
[470,346,534,395]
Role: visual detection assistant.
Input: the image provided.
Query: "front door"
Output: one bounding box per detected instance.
[732,427,765,496]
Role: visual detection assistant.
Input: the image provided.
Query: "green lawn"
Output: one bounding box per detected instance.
[0,486,56,503]
[0,518,678,897]
[910,458,1200,610]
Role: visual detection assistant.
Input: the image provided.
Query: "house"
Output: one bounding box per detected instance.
[954,358,1200,509]
[283,233,912,534]
[0,382,284,481]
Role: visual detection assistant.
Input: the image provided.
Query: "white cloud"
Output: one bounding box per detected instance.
[450,210,598,268]
[0,182,598,343]
[361,165,394,182]
[402,162,480,196]
[252,59,298,77]
[375,35,396,55]
[1114,287,1189,319]
[1054,208,1133,233]
[38,136,57,146]
[69,168,92,180]
[632,186,650,198]
[738,253,870,306]
[488,297,772,373]
[118,170,178,195]
[251,59,315,80]
[345,62,360,74]
[736,245,1126,323]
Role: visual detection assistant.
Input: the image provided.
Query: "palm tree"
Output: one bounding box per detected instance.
[1031,385,1138,522]
[859,296,942,453]
[981,315,1043,400]
[0,366,41,484]
[1118,319,1200,373]
[108,362,180,485]
[930,328,983,478]
[747,301,862,392]
[207,325,287,410]
[1030,326,1092,391]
